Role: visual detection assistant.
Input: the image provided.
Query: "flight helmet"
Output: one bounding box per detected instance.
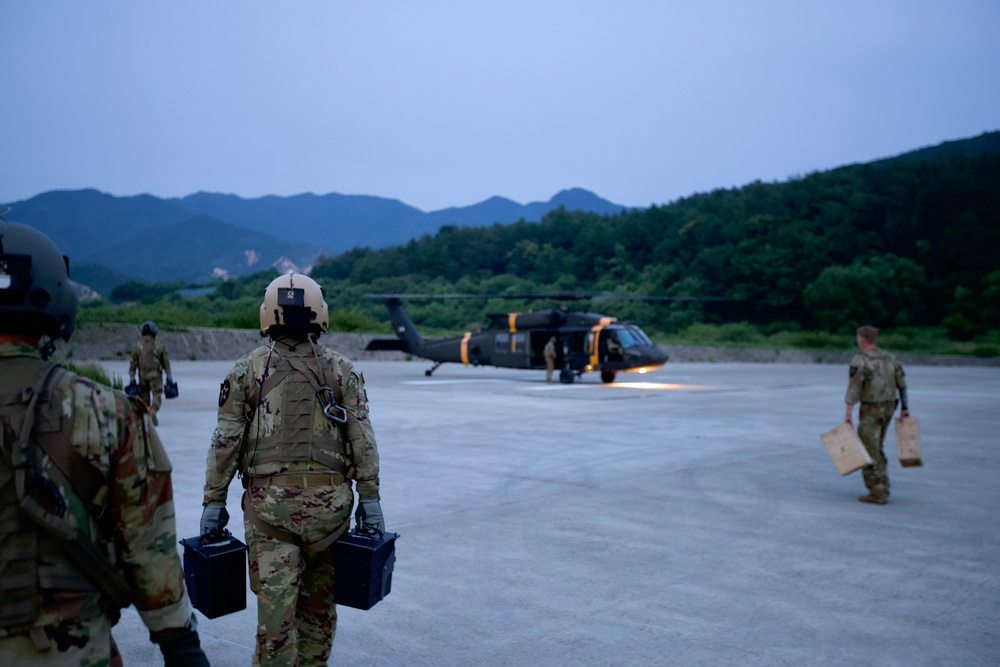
[141,320,158,336]
[259,273,329,338]
[0,221,78,349]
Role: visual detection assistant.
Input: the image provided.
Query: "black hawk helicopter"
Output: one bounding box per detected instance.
[364,293,715,383]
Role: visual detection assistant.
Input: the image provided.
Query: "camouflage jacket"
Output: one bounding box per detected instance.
[845,347,907,405]
[0,342,192,633]
[129,336,171,382]
[204,339,380,504]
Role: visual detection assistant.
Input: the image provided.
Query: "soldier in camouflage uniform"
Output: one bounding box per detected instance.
[844,325,909,505]
[0,221,208,666]
[200,273,383,667]
[129,321,172,426]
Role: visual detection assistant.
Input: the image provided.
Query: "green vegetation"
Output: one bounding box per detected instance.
[63,362,124,389]
[78,134,1000,357]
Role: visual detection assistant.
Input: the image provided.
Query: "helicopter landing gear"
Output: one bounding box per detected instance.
[425,361,444,377]
[601,371,617,383]
[559,368,575,384]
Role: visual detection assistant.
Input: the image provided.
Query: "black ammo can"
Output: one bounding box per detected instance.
[180,531,248,619]
[334,530,399,610]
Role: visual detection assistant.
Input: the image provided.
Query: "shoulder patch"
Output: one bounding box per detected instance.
[849,366,858,378]
[219,378,231,407]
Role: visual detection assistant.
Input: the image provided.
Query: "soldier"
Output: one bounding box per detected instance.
[0,221,208,665]
[543,335,558,382]
[200,272,383,666]
[129,320,172,426]
[844,324,909,505]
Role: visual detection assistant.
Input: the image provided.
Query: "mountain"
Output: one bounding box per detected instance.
[80,215,330,284]
[1,186,626,296]
[173,187,627,249]
[5,188,195,259]
[174,191,429,252]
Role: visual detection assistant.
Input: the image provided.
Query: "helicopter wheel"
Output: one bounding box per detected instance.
[601,371,617,383]
[424,370,433,376]
[559,368,574,384]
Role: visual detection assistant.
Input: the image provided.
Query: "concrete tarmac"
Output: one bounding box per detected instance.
[105,359,1000,666]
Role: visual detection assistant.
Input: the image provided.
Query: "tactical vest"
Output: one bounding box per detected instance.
[0,359,129,634]
[134,339,163,381]
[241,345,352,478]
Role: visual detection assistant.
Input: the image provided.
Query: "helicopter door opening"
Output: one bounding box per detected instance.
[529,331,557,367]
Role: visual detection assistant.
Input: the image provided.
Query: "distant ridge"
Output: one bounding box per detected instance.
[2,186,626,295]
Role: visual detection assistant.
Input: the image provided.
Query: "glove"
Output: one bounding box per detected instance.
[355,494,385,535]
[200,502,229,536]
[151,623,209,667]
[167,374,173,383]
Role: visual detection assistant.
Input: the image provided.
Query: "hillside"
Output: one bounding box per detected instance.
[306,131,1000,338]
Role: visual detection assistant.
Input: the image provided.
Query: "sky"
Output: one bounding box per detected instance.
[2,1,998,212]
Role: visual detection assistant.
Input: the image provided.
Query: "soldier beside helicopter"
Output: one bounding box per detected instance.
[200,273,385,666]
[0,220,208,666]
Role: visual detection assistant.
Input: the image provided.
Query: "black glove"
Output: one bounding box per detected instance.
[200,502,229,536]
[355,494,385,535]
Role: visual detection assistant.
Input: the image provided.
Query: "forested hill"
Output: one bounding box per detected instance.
[310,131,1000,337]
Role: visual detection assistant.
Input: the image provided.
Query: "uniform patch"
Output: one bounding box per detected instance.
[219,378,231,407]
[850,366,858,378]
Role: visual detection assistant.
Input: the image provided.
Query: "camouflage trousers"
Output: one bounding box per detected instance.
[0,615,122,666]
[245,478,353,667]
[138,377,163,420]
[858,401,895,500]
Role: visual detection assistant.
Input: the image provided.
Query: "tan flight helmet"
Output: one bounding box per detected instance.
[259,272,329,339]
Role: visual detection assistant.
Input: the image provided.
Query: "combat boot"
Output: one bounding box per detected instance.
[858,493,887,505]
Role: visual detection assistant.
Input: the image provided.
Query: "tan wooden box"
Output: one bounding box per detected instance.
[820,422,873,475]
[895,416,923,467]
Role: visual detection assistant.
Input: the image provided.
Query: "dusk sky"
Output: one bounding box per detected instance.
[2,2,998,212]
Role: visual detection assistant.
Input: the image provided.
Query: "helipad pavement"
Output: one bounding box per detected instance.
[102,359,999,667]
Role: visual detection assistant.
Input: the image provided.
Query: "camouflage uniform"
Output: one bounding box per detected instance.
[845,347,907,501]
[129,336,171,423]
[543,338,557,382]
[0,341,194,664]
[204,340,379,667]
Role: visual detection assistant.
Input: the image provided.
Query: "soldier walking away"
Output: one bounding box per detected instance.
[129,320,172,426]
[544,335,558,382]
[0,220,209,666]
[844,325,909,505]
[200,272,384,666]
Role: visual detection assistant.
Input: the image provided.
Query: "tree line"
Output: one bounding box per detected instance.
[308,144,1000,340]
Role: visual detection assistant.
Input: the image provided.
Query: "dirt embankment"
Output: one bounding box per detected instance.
[53,322,1000,367]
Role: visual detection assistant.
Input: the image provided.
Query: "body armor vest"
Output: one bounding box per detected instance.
[242,345,351,477]
[0,359,112,631]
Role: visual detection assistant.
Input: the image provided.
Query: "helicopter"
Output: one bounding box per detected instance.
[364,294,676,383]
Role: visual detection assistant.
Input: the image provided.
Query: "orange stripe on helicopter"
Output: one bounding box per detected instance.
[589,317,617,368]
[508,313,519,333]
[461,332,472,365]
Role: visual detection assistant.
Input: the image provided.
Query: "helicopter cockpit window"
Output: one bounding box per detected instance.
[621,326,652,346]
[494,333,510,354]
[614,329,636,348]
